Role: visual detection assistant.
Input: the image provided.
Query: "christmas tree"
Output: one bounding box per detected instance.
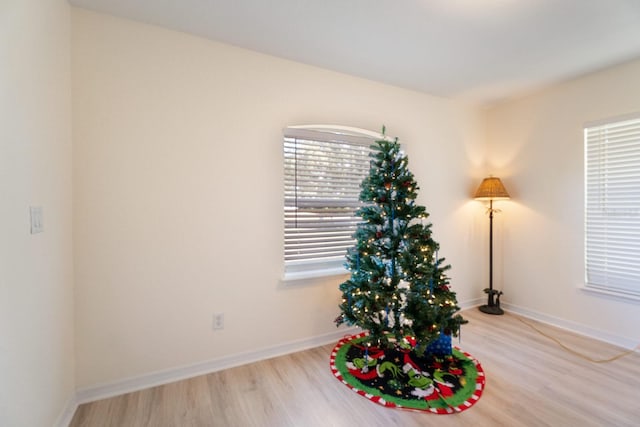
[335,130,466,357]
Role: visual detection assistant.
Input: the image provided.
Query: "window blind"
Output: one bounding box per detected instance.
[585,115,640,297]
[283,127,374,275]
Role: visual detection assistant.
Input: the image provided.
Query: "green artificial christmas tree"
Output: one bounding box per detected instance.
[335,130,466,357]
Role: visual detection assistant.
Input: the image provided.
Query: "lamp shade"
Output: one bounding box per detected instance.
[474,176,510,200]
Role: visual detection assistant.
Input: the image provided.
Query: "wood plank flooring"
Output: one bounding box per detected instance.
[70,309,640,426]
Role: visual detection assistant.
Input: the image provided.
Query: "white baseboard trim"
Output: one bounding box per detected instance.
[72,297,479,408]
[63,296,637,425]
[54,393,78,427]
[502,302,639,350]
[459,297,484,310]
[76,326,360,405]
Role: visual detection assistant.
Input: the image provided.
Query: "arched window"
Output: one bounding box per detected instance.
[283,125,385,280]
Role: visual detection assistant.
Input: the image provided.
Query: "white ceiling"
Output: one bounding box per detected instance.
[68,0,640,104]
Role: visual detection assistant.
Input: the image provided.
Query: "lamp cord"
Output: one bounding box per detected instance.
[507,313,640,363]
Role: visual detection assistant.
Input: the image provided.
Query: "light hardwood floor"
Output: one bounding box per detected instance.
[70,309,640,427]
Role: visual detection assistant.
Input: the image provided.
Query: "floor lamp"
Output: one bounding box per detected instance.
[474,176,510,315]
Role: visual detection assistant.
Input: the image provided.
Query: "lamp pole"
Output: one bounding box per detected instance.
[489,200,494,302]
[479,199,503,315]
[474,176,509,316]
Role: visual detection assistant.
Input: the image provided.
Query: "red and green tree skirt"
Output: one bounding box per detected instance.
[330,332,485,413]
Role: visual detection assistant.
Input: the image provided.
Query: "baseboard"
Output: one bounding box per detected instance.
[74,299,480,407]
[65,296,637,423]
[501,302,638,350]
[76,326,360,405]
[459,297,484,310]
[54,393,78,427]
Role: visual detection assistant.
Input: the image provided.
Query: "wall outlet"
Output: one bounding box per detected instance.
[213,312,224,330]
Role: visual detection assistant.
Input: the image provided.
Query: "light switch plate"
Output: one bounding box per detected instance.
[30,206,43,234]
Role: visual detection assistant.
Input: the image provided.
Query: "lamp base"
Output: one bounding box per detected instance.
[479,304,504,315]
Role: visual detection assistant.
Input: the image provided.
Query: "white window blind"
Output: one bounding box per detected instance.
[585,115,640,298]
[283,126,376,277]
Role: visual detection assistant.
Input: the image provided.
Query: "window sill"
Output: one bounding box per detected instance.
[580,285,640,303]
[281,267,349,285]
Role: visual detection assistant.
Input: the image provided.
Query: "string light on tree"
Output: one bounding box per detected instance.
[335,127,466,357]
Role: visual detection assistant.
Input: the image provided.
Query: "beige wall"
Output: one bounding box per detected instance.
[485,58,640,344]
[71,8,486,388]
[0,0,75,426]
